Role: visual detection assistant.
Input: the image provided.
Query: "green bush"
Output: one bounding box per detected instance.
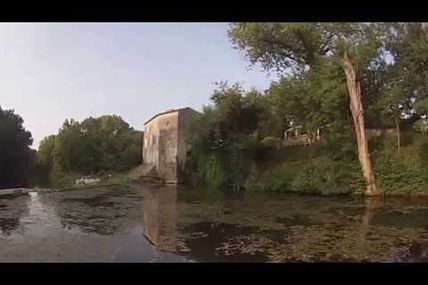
[49,161,78,188]
[289,160,365,195]
[245,158,365,196]
[372,132,428,195]
[195,127,428,196]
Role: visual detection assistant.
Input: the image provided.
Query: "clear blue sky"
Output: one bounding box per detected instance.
[0,23,275,148]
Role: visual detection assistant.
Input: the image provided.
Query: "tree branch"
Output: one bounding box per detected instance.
[260,34,299,64]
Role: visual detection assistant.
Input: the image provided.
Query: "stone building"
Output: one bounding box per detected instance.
[141,107,200,184]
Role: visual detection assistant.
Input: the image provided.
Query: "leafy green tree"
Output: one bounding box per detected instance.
[55,119,92,173]
[229,23,387,195]
[0,106,34,188]
[31,135,57,186]
[43,115,141,184]
[189,82,271,189]
[37,135,56,168]
[334,23,428,155]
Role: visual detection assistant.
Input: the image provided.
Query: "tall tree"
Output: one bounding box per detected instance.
[0,106,34,189]
[33,135,57,186]
[229,23,384,195]
[189,82,270,189]
[381,23,428,146]
[342,51,378,195]
[51,115,141,177]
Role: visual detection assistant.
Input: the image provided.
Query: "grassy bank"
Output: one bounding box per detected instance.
[236,132,428,196]
[244,145,366,196]
[35,171,131,191]
[34,133,428,196]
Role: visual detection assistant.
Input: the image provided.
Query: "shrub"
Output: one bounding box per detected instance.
[289,160,364,195]
[372,132,428,195]
[245,157,365,196]
[245,164,295,193]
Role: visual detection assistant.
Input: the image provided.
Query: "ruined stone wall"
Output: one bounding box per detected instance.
[142,120,159,168]
[142,108,200,184]
[157,112,179,182]
[142,112,179,182]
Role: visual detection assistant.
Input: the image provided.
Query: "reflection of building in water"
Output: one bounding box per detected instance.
[142,187,181,252]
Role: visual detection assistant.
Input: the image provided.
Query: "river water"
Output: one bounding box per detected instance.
[1,184,428,262]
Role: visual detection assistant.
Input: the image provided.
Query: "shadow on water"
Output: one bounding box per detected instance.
[0,195,30,236]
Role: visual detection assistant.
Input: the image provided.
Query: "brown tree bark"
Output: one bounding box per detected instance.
[395,116,401,152]
[342,51,381,196]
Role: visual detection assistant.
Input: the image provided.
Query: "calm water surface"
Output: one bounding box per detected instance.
[1,184,428,262]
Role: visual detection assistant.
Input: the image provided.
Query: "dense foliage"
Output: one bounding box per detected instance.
[189,82,275,190]
[0,106,34,189]
[189,23,428,195]
[34,115,142,187]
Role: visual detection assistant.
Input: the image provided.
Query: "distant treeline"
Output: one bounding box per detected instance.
[33,115,142,187]
[0,106,142,189]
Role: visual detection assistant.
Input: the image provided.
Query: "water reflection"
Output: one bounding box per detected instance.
[142,186,181,252]
[140,186,271,261]
[138,188,428,262]
[0,195,30,236]
[1,185,428,262]
[175,193,428,262]
[38,186,145,235]
[359,197,383,240]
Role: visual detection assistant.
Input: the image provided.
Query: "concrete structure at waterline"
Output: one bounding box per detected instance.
[139,107,200,185]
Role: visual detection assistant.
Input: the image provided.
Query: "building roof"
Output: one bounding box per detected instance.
[143,107,199,125]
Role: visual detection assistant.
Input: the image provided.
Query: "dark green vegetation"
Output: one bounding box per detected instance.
[189,23,428,195]
[0,106,34,189]
[32,115,142,188]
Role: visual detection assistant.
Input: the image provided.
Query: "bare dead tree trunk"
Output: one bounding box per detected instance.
[342,51,381,196]
[395,116,401,152]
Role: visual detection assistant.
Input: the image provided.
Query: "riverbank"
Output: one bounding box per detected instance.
[0,188,31,198]
[28,132,428,197]
[235,132,428,197]
[0,184,125,196]
[32,171,131,192]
